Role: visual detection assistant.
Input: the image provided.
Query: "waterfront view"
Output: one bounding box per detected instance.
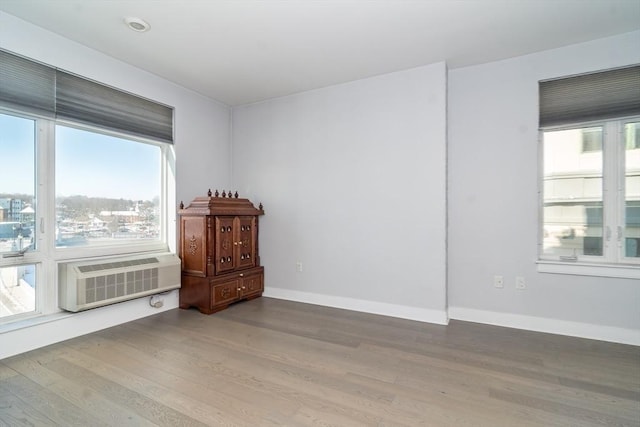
[55,196,160,247]
[0,194,160,249]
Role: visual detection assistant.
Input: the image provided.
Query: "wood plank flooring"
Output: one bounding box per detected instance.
[1,297,638,426]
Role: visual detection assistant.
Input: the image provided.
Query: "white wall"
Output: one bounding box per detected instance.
[232,63,448,324]
[448,30,640,345]
[0,12,232,358]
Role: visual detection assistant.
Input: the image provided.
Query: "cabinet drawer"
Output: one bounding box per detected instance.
[211,279,239,306]
[241,272,263,298]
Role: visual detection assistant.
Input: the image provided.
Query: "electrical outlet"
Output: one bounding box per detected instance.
[494,275,504,288]
[516,276,526,290]
[296,261,303,272]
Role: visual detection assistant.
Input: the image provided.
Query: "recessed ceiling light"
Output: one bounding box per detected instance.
[124,17,150,32]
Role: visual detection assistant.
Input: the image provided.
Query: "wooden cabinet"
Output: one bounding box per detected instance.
[178,190,264,314]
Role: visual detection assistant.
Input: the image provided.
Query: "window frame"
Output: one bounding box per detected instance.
[0,109,176,325]
[52,120,172,259]
[537,115,640,279]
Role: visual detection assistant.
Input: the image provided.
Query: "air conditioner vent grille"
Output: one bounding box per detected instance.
[77,257,159,273]
[84,267,159,304]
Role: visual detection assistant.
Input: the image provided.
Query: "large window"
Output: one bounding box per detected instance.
[539,65,640,277]
[55,125,162,248]
[542,119,640,262]
[0,49,174,324]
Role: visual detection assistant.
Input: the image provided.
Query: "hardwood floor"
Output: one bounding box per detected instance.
[1,297,638,426]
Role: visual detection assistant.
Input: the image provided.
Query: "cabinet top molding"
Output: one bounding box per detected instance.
[179,192,264,216]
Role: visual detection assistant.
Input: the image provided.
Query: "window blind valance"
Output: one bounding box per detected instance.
[0,50,56,119]
[56,71,174,144]
[0,49,174,144]
[539,65,640,128]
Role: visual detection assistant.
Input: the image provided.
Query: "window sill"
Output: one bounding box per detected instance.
[537,260,640,279]
[0,311,71,335]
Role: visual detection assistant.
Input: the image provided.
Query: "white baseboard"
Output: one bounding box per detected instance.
[263,287,449,325]
[0,290,179,360]
[448,306,640,346]
[6,290,634,360]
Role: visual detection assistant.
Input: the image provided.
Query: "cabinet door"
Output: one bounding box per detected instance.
[180,216,208,277]
[215,216,236,274]
[236,216,257,270]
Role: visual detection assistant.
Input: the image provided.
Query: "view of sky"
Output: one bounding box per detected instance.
[0,113,161,201]
[0,113,34,197]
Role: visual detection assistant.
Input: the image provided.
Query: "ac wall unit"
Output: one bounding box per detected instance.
[58,252,181,312]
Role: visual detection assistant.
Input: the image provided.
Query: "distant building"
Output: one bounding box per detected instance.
[99,210,140,222]
[0,198,25,222]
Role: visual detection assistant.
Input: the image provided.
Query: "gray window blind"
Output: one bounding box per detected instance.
[539,65,640,128]
[56,71,173,144]
[0,50,55,118]
[0,49,173,144]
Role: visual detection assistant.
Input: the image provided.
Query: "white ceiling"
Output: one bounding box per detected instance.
[1,0,639,106]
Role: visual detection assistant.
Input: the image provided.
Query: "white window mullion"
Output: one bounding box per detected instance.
[164,144,177,254]
[602,122,620,263]
[615,121,627,263]
[37,118,59,315]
